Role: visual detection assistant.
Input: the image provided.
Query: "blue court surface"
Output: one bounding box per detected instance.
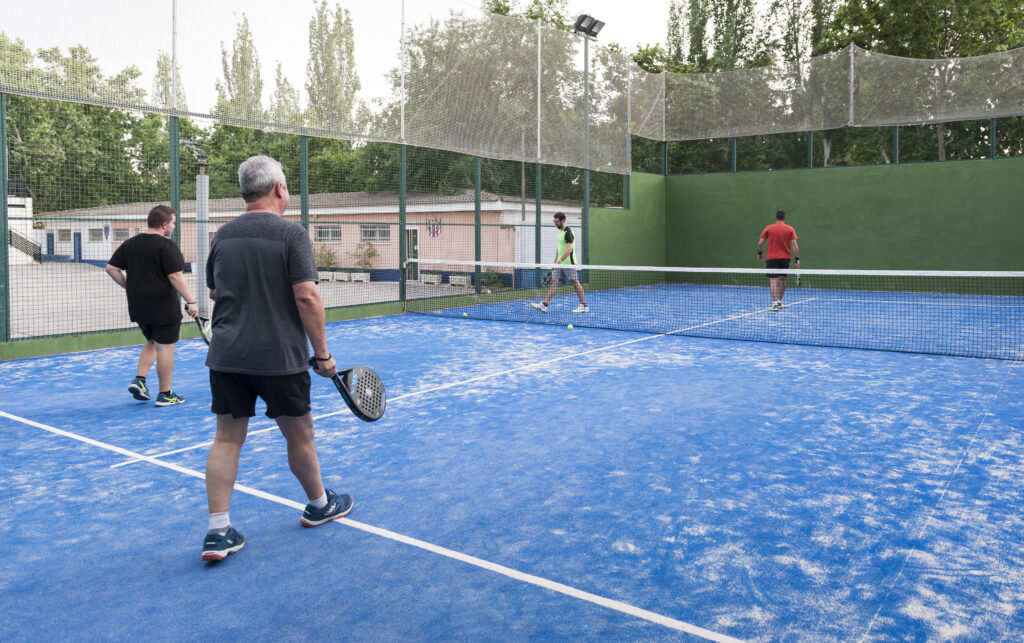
[2,311,1023,641]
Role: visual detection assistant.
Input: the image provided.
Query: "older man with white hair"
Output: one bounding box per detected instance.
[200,155,352,562]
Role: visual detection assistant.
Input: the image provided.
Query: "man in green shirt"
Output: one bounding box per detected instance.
[530,212,589,313]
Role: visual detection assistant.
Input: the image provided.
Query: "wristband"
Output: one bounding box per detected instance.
[757,251,763,255]
[308,354,332,365]
[185,301,196,305]
[795,258,799,261]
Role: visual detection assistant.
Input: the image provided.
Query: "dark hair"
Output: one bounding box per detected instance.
[148,205,176,228]
[554,212,566,222]
[775,210,786,220]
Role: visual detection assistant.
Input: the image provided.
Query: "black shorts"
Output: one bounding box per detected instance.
[210,370,311,419]
[765,258,791,279]
[137,321,181,345]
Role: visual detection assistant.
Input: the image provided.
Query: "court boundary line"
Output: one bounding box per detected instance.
[110,299,815,468]
[856,364,1016,642]
[0,408,740,643]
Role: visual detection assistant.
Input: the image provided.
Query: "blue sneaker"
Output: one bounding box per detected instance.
[128,377,149,401]
[155,391,185,407]
[201,526,245,561]
[300,489,353,527]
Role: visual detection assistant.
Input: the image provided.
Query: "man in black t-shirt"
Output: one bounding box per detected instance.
[105,205,198,406]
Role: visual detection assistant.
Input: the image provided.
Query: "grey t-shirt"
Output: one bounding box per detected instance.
[205,211,318,375]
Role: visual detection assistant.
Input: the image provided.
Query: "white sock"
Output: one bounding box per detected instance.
[208,511,230,532]
[309,492,328,509]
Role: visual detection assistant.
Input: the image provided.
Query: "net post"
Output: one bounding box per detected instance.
[300,135,309,231]
[399,144,407,305]
[0,92,9,343]
[990,118,997,158]
[169,117,180,247]
[474,156,481,295]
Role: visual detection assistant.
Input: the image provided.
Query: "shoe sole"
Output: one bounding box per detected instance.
[128,384,149,401]
[201,537,245,561]
[154,399,185,407]
[530,305,547,313]
[300,499,354,527]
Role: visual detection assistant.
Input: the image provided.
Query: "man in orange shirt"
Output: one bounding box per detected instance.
[756,210,800,311]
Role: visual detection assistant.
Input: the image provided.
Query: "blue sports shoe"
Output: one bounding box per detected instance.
[155,391,185,407]
[201,526,245,561]
[128,377,149,401]
[300,489,353,527]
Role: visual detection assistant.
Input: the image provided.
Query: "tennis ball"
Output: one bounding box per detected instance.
[567,324,573,330]
[462,312,468,318]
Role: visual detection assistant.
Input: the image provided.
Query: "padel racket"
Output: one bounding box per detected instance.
[195,316,212,346]
[542,270,552,287]
[311,358,386,422]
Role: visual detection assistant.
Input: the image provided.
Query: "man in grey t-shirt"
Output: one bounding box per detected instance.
[200,155,353,562]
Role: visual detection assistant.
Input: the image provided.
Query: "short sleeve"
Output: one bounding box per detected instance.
[564,227,575,243]
[760,226,770,239]
[160,239,185,275]
[109,243,126,269]
[206,242,217,290]
[790,228,798,240]
[286,226,318,285]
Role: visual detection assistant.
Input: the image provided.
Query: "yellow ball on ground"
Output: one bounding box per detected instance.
[567,324,573,330]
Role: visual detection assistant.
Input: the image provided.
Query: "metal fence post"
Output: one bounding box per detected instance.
[0,93,9,342]
[893,126,899,164]
[731,137,737,173]
[990,118,997,159]
[399,144,407,306]
[300,136,309,231]
[807,131,814,169]
[169,116,180,247]
[474,156,481,294]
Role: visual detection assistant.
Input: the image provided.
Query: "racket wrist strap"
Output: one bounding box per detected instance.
[309,354,332,364]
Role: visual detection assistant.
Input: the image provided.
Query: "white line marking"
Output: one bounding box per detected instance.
[0,408,740,642]
[857,365,1016,642]
[110,300,815,467]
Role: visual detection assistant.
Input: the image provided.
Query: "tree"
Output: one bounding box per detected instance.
[269,63,302,126]
[306,1,362,133]
[214,15,264,121]
[152,51,187,111]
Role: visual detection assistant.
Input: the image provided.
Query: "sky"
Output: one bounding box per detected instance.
[3,0,673,115]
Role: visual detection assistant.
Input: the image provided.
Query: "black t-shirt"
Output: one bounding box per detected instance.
[108,233,185,324]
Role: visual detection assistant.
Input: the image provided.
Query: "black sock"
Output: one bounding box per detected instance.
[135,376,146,381]
[161,391,170,395]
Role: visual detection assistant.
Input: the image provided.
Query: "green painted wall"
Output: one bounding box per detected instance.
[666,159,1024,270]
[590,171,665,266]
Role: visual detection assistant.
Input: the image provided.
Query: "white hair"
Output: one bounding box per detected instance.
[238,155,286,202]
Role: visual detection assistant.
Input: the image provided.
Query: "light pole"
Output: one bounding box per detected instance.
[179,139,210,318]
[572,15,604,269]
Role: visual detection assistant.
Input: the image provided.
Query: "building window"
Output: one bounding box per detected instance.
[313,224,342,243]
[88,228,104,242]
[359,224,391,244]
[57,229,71,242]
[112,228,130,242]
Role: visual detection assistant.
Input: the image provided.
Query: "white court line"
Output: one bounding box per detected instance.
[0,408,740,642]
[856,365,1015,642]
[112,299,815,467]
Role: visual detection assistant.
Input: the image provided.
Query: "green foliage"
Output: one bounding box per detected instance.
[313,244,336,269]
[482,268,505,290]
[214,14,264,121]
[306,1,362,132]
[347,243,378,271]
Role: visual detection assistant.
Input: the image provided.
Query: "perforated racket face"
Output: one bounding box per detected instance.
[343,366,386,421]
[542,271,552,287]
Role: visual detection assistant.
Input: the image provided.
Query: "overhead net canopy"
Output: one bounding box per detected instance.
[2,1,1024,170]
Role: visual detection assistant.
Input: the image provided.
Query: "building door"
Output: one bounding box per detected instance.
[406,228,419,281]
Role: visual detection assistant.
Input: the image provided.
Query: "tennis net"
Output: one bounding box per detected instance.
[405,260,1024,361]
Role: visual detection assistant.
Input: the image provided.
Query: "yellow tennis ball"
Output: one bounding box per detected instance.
[567,324,573,330]
[462,312,467,317]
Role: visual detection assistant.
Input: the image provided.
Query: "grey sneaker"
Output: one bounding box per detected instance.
[128,377,150,401]
[154,391,185,407]
[530,302,549,313]
[573,304,590,313]
[300,489,354,527]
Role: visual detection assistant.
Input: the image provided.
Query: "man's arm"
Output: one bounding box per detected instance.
[105,264,127,288]
[790,240,800,266]
[167,271,199,318]
[756,238,766,261]
[293,280,337,378]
